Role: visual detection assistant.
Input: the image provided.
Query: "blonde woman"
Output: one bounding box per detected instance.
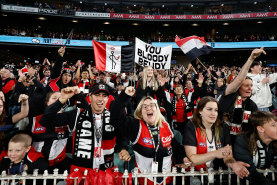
[114,86,189,185]
[135,66,164,103]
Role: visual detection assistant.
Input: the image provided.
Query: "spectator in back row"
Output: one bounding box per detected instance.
[247,61,277,111]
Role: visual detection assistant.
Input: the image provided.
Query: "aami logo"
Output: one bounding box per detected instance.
[199,142,206,147]
[160,15,170,19]
[112,14,123,18]
[274,13,277,16]
[222,14,234,19]
[143,137,153,145]
[239,14,251,18]
[191,15,202,19]
[175,15,186,19]
[257,12,268,17]
[207,15,218,19]
[129,14,139,19]
[144,15,155,19]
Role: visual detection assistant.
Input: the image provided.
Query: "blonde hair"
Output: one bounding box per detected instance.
[134,96,166,127]
[9,133,32,148]
[142,66,159,91]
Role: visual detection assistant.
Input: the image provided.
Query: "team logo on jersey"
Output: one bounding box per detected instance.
[143,137,153,145]
[199,142,206,147]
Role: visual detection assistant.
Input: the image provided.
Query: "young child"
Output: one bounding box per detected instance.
[0,133,48,175]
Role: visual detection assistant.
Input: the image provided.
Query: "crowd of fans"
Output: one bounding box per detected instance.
[0,45,277,185]
[1,26,277,43]
[4,0,277,15]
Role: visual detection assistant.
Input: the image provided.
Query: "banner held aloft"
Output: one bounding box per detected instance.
[135,38,172,70]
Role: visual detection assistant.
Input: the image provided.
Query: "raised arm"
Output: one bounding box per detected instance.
[12,94,29,123]
[40,86,79,129]
[74,60,81,84]
[110,86,140,142]
[50,47,66,80]
[88,64,95,84]
[225,47,266,96]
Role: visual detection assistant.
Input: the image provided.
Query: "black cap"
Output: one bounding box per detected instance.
[90,83,110,95]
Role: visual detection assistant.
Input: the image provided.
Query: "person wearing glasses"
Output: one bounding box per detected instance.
[113,86,189,185]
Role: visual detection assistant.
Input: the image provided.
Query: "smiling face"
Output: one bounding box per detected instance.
[141,99,157,125]
[8,142,30,164]
[174,86,184,96]
[199,101,218,126]
[90,92,109,114]
[239,78,253,99]
[146,66,153,78]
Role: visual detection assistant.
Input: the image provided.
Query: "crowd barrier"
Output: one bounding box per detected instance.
[0,166,276,185]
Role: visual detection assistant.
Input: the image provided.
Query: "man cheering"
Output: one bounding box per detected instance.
[40,83,130,172]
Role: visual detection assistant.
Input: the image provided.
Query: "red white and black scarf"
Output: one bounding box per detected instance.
[72,107,111,169]
[171,94,187,116]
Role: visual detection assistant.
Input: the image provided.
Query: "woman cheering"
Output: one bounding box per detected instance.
[113,86,189,185]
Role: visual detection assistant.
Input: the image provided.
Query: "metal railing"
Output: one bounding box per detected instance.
[0,166,276,185]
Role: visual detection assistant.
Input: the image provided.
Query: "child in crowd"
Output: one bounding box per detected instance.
[0,133,48,175]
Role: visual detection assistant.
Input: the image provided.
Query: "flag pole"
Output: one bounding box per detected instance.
[196,58,216,79]
[64,29,74,46]
[132,63,136,87]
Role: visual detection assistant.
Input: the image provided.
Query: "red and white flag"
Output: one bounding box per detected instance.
[175,35,212,61]
[92,40,134,73]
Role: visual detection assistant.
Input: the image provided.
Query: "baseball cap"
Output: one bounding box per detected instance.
[90,83,110,95]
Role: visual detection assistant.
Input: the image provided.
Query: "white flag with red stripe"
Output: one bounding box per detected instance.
[92,40,134,73]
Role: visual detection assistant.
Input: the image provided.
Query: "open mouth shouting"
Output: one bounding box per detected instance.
[147,112,154,119]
